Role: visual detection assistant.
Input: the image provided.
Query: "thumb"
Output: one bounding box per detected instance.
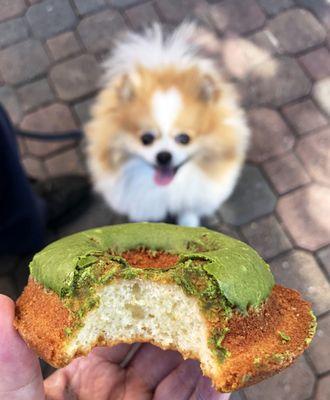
[0,294,45,399]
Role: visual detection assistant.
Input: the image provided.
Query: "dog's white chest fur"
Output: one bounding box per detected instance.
[95,158,239,226]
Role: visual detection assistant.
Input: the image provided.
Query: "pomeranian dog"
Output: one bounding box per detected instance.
[85,23,250,227]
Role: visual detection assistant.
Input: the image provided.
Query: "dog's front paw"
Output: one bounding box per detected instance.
[177,212,200,227]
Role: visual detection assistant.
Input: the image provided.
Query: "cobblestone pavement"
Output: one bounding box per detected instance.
[0,1,330,399]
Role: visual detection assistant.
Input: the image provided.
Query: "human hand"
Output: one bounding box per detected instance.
[0,295,230,400]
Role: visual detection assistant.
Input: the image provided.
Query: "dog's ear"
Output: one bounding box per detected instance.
[117,74,135,102]
[199,74,220,102]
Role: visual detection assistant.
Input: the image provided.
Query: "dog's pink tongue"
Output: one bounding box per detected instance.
[154,168,175,186]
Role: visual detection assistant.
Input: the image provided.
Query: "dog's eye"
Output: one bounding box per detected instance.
[175,133,190,145]
[141,132,155,146]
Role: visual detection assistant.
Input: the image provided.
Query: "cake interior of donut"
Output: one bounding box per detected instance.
[65,249,220,374]
[67,279,216,373]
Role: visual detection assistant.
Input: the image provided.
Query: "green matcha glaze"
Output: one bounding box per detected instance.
[30,223,274,312]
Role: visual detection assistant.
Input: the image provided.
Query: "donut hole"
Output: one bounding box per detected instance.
[121,249,179,269]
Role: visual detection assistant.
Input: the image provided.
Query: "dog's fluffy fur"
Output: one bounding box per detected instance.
[85,23,250,226]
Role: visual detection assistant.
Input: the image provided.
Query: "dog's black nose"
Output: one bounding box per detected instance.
[156,151,172,166]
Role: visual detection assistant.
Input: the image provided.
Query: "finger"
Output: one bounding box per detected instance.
[127,344,183,391]
[0,294,44,400]
[43,370,69,400]
[154,359,201,400]
[189,375,230,400]
[45,350,127,400]
[91,343,134,364]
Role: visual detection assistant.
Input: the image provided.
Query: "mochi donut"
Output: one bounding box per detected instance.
[15,223,316,392]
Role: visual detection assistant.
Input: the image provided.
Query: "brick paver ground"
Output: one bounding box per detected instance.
[0,1,329,399]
